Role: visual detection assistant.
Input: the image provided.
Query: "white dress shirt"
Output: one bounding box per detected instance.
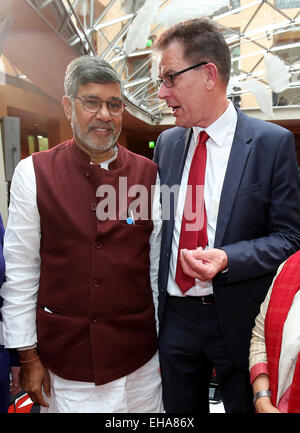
[167,100,237,297]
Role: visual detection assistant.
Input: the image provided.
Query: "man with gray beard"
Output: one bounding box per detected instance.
[0,56,163,413]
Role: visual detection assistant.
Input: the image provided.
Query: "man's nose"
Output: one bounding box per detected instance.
[158,83,171,100]
[95,102,112,121]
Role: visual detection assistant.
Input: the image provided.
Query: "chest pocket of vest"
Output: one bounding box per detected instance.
[40,305,67,316]
[120,219,152,227]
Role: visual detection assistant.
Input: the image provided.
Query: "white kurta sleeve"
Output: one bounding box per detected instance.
[0,156,41,348]
[149,173,162,334]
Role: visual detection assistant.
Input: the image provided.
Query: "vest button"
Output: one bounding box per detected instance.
[92,279,100,288]
[94,241,102,249]
[90,203,97,212]
[85,168,93,177]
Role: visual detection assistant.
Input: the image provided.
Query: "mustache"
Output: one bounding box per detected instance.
[88,122,115,132]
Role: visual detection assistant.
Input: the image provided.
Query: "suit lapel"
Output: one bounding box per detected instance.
[163,128,192,217]
[163,128,192,253]
[214,110,253,247]
[168,128,192,188]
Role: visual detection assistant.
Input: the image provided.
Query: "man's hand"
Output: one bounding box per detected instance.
[18,349,51,407]
[180,248,228,281]
[10,366,22,395]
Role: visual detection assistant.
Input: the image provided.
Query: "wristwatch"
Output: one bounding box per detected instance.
[253,389,271,405]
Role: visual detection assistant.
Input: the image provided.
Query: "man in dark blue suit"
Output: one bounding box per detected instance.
[153,18,300,413]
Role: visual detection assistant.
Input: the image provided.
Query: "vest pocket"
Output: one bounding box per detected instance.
[119,218,153,227]
[40,305,66,317]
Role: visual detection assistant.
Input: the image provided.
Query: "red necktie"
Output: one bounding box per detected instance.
[175,131,209,294]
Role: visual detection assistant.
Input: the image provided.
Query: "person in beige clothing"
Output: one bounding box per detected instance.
[249,250,300,413]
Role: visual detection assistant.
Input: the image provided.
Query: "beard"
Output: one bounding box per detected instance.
[71,111,121,153]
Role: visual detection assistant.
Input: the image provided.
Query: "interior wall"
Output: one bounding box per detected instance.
[126,135,155,160]
[0,83,299,165]
[7,106,59,158]
[125,127,170,160]
[117,129,127,148]
[0,84,72,149]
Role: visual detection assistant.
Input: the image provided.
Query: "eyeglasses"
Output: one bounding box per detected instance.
[73,96,125,116]
[157,61,208,88]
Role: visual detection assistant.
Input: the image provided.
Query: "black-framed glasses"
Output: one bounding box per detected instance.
[157,61,208,88]
[73,96,125,116]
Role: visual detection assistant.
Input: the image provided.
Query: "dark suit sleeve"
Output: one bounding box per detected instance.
[153,136,160,165]
[221,130,300,284]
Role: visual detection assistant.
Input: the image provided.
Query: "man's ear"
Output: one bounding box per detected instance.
[62,95,72,121]
[204,63,218,91]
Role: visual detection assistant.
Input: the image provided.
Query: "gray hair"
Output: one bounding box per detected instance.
[64,56,124,98]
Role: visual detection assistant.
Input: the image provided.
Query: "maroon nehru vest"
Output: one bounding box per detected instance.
[32,140,158,385]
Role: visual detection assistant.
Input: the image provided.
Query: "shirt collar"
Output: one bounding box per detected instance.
[193,100,237,148]
[89,145,118,166]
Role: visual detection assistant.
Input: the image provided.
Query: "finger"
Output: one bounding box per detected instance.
[43,375,51,398]
[29,391,49,408]
[180,250,207,281]
[181,249,203,270]
[189,248,205,260]
[27,391,39,405]
[182,249,217,280]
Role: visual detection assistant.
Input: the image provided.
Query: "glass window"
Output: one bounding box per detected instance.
[28,135,35,155]
[38,136,49,152]
[230,0,240,8]
[231,45,241,76]
[276,0,300,8]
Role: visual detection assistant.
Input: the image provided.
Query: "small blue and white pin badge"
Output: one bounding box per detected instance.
[126,209,135,225]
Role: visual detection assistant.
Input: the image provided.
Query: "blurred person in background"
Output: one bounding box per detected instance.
[250,251,300,413]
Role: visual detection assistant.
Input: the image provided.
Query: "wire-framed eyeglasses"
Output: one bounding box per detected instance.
[157,61,208,88]
[74,96,125,116]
